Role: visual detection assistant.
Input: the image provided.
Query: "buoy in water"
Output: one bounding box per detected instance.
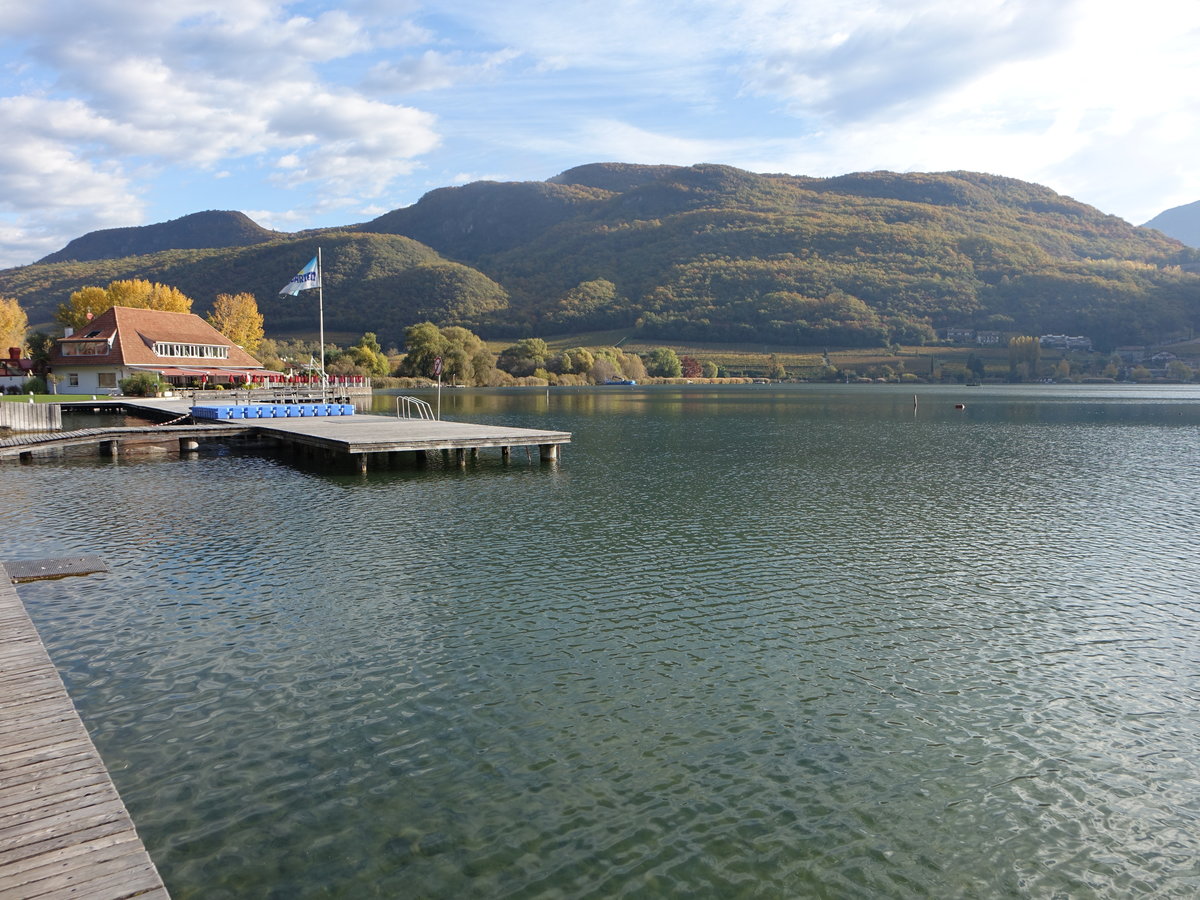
[954,403,966,410]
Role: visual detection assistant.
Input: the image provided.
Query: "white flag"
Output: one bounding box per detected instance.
[280,256,320,296]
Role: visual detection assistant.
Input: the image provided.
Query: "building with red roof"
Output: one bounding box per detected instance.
[47,306,275,394]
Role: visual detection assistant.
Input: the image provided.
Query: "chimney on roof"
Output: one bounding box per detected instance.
[64,327,73,337]
[7,347,18,362]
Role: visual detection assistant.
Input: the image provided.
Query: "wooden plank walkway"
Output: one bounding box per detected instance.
[0,565,169,899]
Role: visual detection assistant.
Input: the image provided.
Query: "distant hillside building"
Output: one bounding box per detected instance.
[47,306,268,395]
[945,327,975,343]
[1039,334,1093,351]
[975,330,1002,346]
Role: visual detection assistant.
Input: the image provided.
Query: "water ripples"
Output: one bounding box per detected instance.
[4,386,1200,897]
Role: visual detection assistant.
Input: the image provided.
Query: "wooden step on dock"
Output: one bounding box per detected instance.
[0,564,169,899]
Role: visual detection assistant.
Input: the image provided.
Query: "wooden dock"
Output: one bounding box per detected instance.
[3,399,571,473]
[0,564,169,899]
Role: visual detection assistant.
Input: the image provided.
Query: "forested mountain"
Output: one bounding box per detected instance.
[4,232,507,341]
[4,164,1199,350]
[1142,201,1200,248]
[37,210,278,264]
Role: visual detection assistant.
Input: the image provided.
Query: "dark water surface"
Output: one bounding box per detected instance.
[3,384,1199,897]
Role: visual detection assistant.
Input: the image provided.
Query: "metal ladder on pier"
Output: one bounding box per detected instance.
[395,396,434,420]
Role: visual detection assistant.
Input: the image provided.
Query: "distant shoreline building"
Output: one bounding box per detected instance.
[1038,334,1094,351]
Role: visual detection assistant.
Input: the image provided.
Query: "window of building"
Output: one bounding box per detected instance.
[68,373,79,386]
[152,342,229,359]
[61,341,109,356]
[97,373,116,388]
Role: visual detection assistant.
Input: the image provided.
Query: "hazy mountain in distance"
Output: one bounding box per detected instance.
[1142,200,1200,248]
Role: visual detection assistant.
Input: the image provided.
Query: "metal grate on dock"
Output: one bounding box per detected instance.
[4,556,110,584]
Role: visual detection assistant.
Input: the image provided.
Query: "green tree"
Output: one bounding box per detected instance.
[340,332,389,376]
[25,331,55,364]
[398,322,450,377]
[701,361,719,378]
[766,353,787,380]
[1008,336,1041,381]
[397,322,495,384]
[1167,359,1192,382]
[555,347,595,375]
[645,347,682,378]
[497,338,550,376]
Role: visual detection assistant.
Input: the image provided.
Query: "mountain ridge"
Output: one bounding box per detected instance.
[5,163,1198,351]
[37,210,279,265]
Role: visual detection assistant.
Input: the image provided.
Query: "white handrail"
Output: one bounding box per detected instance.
[395,396,434,420]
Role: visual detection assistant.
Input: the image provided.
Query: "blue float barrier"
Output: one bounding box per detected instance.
[192,402,352,420]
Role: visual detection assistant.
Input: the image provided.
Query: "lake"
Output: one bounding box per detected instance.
[3,383,1199,898]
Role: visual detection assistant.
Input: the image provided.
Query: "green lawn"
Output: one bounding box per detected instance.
[1,394,65,403]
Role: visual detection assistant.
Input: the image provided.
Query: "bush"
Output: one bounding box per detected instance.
[119,372,164,396]
[21,377,46,394]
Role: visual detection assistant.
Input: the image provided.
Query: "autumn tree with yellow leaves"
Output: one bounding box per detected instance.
[0,297,28,352]
[207,292,264,354]
[56,279,193,331]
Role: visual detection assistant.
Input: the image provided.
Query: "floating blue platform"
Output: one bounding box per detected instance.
[192,403,355,421]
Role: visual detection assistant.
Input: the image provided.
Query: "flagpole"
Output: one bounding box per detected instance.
[318,246,326,400]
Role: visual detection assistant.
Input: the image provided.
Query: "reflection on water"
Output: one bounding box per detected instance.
[5,384,1200,898]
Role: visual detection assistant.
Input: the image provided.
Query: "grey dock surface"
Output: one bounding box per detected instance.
[6,399,571,471]
[0,564,169,899]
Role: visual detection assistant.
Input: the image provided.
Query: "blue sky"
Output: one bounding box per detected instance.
[1,0,1198,268]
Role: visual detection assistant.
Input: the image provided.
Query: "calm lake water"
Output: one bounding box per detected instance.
[3,383,1200,898]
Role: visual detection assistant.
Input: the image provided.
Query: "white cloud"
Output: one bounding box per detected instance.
[365,48,521,93]
[0,0,441,265]
[534,119,749,168]
[2,0,1200,267]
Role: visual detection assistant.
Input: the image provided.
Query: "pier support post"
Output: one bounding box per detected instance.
[412,449,427,467]
[501,446,511,463]
[539,443,559,462]
[19,450,32,464]
[355,454,368,475]
[454,448,466,468]
[99,440,116,458]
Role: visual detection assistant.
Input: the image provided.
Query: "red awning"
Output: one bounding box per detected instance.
[128,366,285,379]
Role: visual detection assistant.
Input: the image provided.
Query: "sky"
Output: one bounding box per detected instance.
[1,0,1199,269]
